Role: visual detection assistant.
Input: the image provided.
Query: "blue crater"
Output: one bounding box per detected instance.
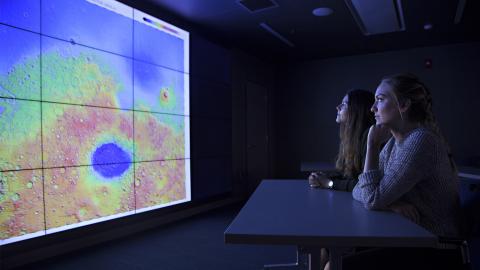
[92,143,131,178]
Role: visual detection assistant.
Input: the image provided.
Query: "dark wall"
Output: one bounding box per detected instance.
[190,34,233,200]
[231,49,276,197]
[274,42,480,178]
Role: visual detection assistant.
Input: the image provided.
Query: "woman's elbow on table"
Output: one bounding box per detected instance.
[364,200,384,210]
[352,186,385,210]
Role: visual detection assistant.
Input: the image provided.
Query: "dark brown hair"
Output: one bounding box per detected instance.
[336,89,375,178]
[381,73,456,172]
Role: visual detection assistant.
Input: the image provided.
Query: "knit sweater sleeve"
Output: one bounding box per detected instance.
[352,130,435,210]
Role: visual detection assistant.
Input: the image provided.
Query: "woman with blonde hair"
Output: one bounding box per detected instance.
[353,73,460,236]
[348,73,462,269]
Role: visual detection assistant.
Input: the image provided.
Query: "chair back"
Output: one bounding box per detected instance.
[459,175,480,238]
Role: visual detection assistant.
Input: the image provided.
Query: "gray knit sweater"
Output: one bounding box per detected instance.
[352,127,461,237]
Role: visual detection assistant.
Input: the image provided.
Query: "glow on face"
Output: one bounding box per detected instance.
[371,82,401,126]
[336,95,348,124]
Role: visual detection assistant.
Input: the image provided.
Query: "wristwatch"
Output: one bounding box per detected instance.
[327,180,334,189]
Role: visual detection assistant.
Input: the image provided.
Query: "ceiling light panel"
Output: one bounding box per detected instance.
[237,0,278,13]
[344,0,406,35]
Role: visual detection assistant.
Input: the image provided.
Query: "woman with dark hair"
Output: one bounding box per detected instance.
[347,73,462,269]
[308,89,375,270]
[309,89,375,191]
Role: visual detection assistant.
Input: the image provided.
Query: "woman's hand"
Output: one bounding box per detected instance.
[389,201,420,224]
[308,172,331,188]
[367,124,391,149]
[363,124,391,171]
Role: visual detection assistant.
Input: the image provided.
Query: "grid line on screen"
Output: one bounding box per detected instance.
[38,30,188,75]
[0,98,190,172]
[0,22,40,36]
[0,158,191,173]
[0,96,189,117]
[132,57,188,75]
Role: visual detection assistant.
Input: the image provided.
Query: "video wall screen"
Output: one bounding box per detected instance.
[0,0,190,245]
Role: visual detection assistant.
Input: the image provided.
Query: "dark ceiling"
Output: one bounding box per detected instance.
[139,0,480,62]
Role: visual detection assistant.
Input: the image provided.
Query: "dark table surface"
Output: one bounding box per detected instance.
[225,179,438,248]
[458,166,480,181]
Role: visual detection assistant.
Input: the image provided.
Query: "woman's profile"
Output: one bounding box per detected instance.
[309,89,375,191]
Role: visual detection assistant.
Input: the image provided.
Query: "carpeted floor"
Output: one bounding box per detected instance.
[14,204,298,270]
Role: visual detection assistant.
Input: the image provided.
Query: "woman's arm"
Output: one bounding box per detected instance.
[352,125,390,202]
[353,129,436,210]
[309,171,358,191]
[364,124,391,171]
[331,178,358,192]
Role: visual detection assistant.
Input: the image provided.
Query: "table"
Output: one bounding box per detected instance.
[459,166,480,181]
[224,180,438,270]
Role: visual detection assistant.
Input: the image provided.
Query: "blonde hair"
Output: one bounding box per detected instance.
[381,73,457,173]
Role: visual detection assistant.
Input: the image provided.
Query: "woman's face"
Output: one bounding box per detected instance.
[336,95,348,123]
[371,82,401,127]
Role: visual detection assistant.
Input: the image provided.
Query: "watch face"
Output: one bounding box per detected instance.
[328,180,334,188]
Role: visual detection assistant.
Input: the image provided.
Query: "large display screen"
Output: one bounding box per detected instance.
[0,0,190,245]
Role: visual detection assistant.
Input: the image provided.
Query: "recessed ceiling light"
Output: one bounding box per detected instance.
[312,7,333,17]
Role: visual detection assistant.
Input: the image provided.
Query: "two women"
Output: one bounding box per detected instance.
[313,74,461,269]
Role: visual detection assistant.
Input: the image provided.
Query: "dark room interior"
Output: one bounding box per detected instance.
[1,0,479,269]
